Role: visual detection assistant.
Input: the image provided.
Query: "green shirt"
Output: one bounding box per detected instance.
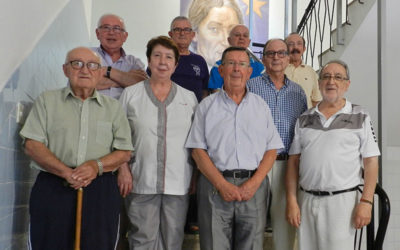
[20,87,133,170]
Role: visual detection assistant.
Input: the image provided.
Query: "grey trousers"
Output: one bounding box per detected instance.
[125,193,189,250]
[197,174,269,250]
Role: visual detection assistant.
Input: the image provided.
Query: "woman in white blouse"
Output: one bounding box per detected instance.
[119,36,198,250]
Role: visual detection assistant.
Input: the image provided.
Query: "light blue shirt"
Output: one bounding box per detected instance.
[208,57,265,90]
[247,73,307,154]
[185,88,283,171]
[91,46,145,99]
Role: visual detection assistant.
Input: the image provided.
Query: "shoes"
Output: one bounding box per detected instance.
[185,224,199,234]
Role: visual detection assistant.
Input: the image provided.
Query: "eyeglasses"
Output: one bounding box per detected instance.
[67,60,101,71]
[222,61,250,68]
[172,27,193,34]
[98,25,125,34]
[320,74,349,82]
[263,50,288,58]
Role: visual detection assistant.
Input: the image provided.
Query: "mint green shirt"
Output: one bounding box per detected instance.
[20,87,133,170]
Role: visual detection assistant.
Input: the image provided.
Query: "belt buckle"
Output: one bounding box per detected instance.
[233,170,241,179]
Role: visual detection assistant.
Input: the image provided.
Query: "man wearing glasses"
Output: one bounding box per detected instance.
[286,60,379,250]
[186,47,283,249]
[20,47,133,250]
[93,14,147,100]
[285,32,322,108]
[208,24,265,92]
[166,16,209,102]
[93,14,146,250]
[247,38,307,250]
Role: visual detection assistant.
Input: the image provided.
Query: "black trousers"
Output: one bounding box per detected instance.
[29,171,121,250]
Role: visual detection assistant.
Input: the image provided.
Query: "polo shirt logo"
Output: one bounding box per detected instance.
[341,119,353,124]
[192,64,201,76]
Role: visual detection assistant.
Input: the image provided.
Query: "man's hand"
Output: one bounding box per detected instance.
[117,162,133,197]
[128,69,148,83]
[217,181,242,202]
[286,199,301,228]
[238,178,260,201]
[353,202,372,229]
[71,160,98,187]
[63,168,86,189]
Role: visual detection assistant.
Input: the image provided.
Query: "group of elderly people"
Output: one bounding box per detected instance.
[21,11,379,250]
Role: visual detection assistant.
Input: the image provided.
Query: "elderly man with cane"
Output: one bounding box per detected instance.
[20,47,133,250]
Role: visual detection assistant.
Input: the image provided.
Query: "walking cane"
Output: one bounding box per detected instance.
[74,188,83,250]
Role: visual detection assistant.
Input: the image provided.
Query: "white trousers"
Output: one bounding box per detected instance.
[298,190,360,250]
[269,160,296,250]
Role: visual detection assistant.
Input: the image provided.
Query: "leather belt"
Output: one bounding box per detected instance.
[276,154,289,161]
[222,169,256,179]
[300,186,359,196]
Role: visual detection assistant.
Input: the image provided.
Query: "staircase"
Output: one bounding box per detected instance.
[297,0,377,71]
[320,0,377,67]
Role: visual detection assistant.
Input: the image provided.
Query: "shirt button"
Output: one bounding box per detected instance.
[82,136,86,140]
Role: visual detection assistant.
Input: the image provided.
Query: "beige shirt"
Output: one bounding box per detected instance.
[285,63,322,108]
[20,87,133,170]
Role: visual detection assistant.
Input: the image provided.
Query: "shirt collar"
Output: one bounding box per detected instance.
[63,86,103,106]
[315,99,351,115]
[99,45,126,59]
[262,73,289,89]
[220,86,250,104]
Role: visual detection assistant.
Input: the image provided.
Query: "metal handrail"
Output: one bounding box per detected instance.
[296,0,353,69]
[366,184,391,250]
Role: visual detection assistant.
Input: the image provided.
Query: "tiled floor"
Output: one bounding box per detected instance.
[182,232,274,250]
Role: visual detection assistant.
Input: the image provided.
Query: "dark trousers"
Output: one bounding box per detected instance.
[29,171,121,250]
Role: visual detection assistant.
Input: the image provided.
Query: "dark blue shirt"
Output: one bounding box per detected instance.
[147,52,209,102]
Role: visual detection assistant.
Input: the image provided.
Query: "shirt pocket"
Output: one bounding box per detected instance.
[96,121,113,146]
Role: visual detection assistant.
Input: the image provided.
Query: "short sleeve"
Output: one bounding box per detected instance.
[111,101,134,151]
[263,102,284,151]
[128,56,145,71]
[360,115,380,158]
[208,64,223,90]
[185,103,208,149]
[252,61,265,77]
[20,93,48,145]
[288,119,301,155]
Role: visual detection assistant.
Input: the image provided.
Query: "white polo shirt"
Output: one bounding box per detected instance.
[119,80,197,195]
[289,100,380,191]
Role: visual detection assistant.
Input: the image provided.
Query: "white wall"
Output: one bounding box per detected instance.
[381,1,400,249]
[89,0,181,66]
[340,3,378,130]
[0,0,69,91]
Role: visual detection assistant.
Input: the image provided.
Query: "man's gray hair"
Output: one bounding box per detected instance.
[97,14,126,30]
[319,59,350,80]
[170,16,191,31]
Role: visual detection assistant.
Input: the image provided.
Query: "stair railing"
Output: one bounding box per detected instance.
[296,0,354,69]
